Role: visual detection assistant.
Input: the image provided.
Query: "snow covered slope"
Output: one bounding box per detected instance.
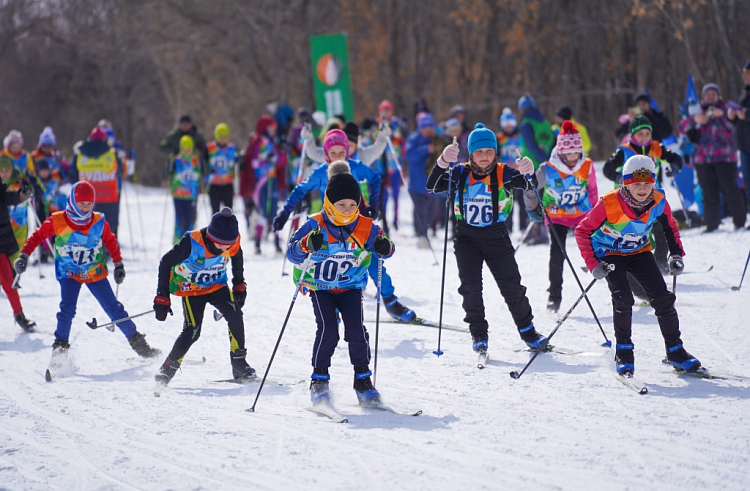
[1,174,749,490]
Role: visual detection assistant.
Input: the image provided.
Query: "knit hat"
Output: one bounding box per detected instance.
[343,122,359,144]
[450,105,466,118]
[207,206,239,246]
[323,129,349,161]
[89,127,107,141]
[38,126,56,147]
[35,158,51,173]
[417,113,435,130]
[622,155,656,186]
[445,118,462,132]
[517,94,535,110]
[0,155,12,171]
[4,130,22,149]
[499,107,517,127]
[97,119,112,130]
[378,100,393,113]
[556,106,573,120]
[629,115,652,135]
[179,135,194,153]
[701,83,721,98]
[179,114,191,123]
[468,123,497,154]
[556,120,582,154]
[325,160,361,204]
[633,92,650,105]
[214,123,229,140]
[66,181,95,226]
[255,115,276,136]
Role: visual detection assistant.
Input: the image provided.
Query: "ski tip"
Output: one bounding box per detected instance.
[45,369,52,382]
[509,371,520,379]
[639,387,648,395]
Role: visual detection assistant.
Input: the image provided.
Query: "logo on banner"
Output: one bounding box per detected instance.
[316,54,343,86]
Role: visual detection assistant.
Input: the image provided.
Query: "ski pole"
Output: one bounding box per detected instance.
[86,309,157,332]
[666,164,692,228]
[157,180,170,259]
[434,137,457,357]
[280,142,308,277]
[120,179,137,261]
[12,272,22,289]
[515,221,536,252]
[672,274,677,295]
[510,270,613,380]
[386,136,440,266]
[247,250,315,413]
[132,168,148,259]
[373,253,383,385]
[731,248,750,291]
[116,283,120,300]
[516,150,610,347]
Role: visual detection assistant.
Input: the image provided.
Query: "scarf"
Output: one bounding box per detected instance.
[619,186,654,210]
[65,193,93,227]
[469,157,497,177]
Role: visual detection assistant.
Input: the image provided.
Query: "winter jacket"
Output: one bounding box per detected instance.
[405,132,433,195]
[615,110,674,143]
[68,140,124,203]
[159,125,208,161]
[728,85,750,152]
[603,141,683,186]
[519,107,555,167]
[678,101,737,165]
[0,181,29,256]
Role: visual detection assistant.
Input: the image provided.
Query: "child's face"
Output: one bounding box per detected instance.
[326,145,347,162]
[39,169,50,179]
[180,146,192,158]
[0,168,11,182]
[212,240,231,252]
[333,199,358,215]
[632,128,652,145]
[77,201,94,214]
[625,181,653,201]
[217,134,229,145]
[561,151,581,165]
[471,148,496,168]
[8,142,21,154]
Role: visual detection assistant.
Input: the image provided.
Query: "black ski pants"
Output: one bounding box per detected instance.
[309,289,370,369]
[453,222,534,340]
[695,162,747,230]
[548,223,570,299]
[602,252,681,347]
[209,184,235,214]
[167,286,245,363]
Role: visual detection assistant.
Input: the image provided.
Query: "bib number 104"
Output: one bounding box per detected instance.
[312,260,353,282]
[465,204,493,226]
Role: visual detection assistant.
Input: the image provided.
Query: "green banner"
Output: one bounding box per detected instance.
[309,33,355,122]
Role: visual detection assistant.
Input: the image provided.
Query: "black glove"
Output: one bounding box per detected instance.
[669,255,684,276]
[665,165,678,178]
[233,284,247,309]
[154,296,172,321]
[301,229,324,253]
[19,180,32,201]
[592,261,612,280]
[365,206,379,220]
[14,253,29,274]
[114,262,126,284]
[373,236,393,256]
[272,212,289,232]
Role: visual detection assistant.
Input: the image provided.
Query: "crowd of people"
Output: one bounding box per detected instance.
[3,60,750,407]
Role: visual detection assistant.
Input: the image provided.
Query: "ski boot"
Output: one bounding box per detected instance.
[518,324,548,349]
[546,295,562,314]
[666,344,701,372]
[230,348,257,380]
[310,369,331,405]
[52,339,70,353]
[615,344,635,375]
[353,366,381,406]
[384,294,416,323]
[129,332,162,358]
[14,312,36,332]
[471,334,488,354]
[154,357,181,386]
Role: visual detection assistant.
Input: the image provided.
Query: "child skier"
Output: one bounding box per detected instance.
[287,160,394,406]
[273,129,418,323]
[0,156,35,330]
[574,155,699,374]
[426,123,548,354]
[168,135,204,243]
[153,207,253,386]
[524,121,599,313]
[206,123,238,214]
[14,181,160,361]
[496,107,528,235]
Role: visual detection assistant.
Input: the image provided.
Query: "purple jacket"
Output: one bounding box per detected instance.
[678,101,737,164]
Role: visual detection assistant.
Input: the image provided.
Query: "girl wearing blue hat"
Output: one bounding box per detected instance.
[426,123,547,358]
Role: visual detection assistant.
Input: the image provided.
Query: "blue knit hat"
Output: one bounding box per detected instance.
[499,107,517,127]
[518,94,535,111]
[468,123,497,154]
[207,207,239,246]
[38,126,56,147]
[417,113,435,130]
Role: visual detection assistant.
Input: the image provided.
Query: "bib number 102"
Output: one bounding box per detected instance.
[312,259,353,282]
[465,204,493,226]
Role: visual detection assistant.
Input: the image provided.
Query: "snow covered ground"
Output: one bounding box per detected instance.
[1,168,749,491]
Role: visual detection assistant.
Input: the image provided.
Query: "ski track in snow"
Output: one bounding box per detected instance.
[1,172,750,490]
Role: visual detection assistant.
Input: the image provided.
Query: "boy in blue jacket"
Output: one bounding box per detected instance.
[287,160,394,407]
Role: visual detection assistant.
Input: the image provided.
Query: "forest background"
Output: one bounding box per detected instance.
[1,0,748,185]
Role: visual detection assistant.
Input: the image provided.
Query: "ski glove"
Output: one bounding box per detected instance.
[365,206,379,220]
[373,235,394,256]
[379,122,392,138]
[153,296,172,322]
[516,156,535,176]
[18,181,32,201]
[669,255,684,276]
[233,283,247,309]
[272,212,289,232]
[114,262,126,284]
[592,261,612,280]
[665,165,678,178]
[14,253,29,274]
[440,144,460,166]
[526,207,544,223]
[300,124,312,141]
[300,229,324,254]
